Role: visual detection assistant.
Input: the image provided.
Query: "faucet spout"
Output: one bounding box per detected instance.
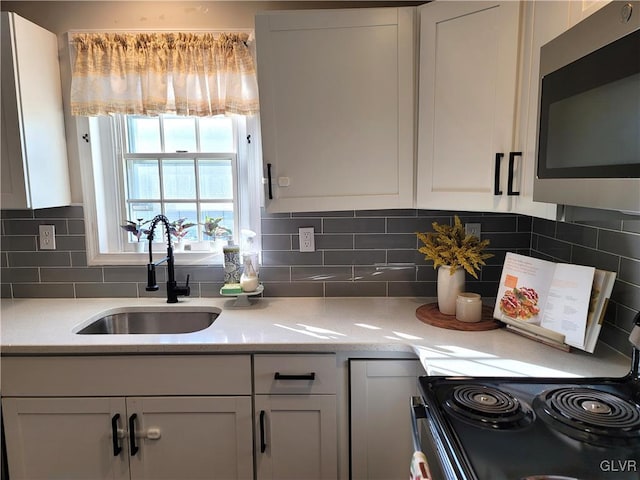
[145,215,191,303]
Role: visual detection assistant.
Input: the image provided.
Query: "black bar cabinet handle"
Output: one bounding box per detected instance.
[111,414,122,456]
[274,372,316,381]
[494,153,504,195]
[266,163,273,200]
[129,413,139,456]
[507,152,522,196]
[259,410,267,453]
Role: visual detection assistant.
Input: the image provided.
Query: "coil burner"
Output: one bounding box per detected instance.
[533,387,640,446]
[444,385,535,429]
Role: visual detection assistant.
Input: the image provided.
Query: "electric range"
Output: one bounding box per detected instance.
[412,313,640,480]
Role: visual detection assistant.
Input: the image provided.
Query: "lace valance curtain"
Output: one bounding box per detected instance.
[70,32,259,116]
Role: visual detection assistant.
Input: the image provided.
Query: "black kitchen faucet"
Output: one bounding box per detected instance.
[145,214,190,303]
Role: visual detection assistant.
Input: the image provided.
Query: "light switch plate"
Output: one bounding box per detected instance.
[39,225,56,250]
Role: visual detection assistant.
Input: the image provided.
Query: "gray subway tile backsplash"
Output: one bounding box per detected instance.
[1,205,639,356]
[598,229,640,259]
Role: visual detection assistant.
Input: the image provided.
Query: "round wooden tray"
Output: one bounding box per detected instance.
[416,303,501,331]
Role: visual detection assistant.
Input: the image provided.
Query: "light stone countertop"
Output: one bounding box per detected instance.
[0,296,632,378]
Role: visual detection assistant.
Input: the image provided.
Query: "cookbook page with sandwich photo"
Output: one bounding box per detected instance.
[493,252,616,352]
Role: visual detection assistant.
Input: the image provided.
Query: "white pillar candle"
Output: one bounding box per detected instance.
[456,293,483,323]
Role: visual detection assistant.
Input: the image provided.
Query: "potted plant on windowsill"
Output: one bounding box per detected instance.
[169,218,196,251]
[202,216,232,251]
[417,215,493,315]
[120,218,150,253]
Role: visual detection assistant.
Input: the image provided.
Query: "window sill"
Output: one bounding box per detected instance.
[86,251,223,267]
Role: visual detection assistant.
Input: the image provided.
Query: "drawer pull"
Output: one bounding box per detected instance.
[274,372,316,381]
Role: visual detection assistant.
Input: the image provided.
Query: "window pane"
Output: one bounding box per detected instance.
[162,159,196,199]
[164,117,197,152]
[165,203,198,241]
[198,159,233,199]
[201,203,234,240]
[124,203,160,242]
[127,117,161,153]
[127,160,160,199]
[200,116,234,152]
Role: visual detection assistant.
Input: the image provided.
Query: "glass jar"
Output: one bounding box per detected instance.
[455,293,482,323]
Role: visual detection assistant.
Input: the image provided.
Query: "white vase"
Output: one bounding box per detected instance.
[135,241,145,253]
[437,266,465,315]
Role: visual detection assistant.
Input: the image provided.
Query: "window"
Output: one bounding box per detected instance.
[121,114,237,245]
[79,113,262,265]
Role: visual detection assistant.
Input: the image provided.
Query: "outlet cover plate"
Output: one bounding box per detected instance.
[39,225,56,250]
[299,227,315,252]
[465,223,481,239]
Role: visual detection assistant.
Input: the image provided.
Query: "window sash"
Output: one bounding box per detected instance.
[117,114,239,248]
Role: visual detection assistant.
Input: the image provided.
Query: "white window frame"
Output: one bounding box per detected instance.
[77,113,263,266]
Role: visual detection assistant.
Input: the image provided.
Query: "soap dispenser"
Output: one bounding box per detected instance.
[240,230,259,292]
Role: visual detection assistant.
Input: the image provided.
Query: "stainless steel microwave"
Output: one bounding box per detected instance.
[534,1,640,213]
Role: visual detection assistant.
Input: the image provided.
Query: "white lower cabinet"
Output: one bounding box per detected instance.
[1,355,254,480]
[254,354,338,480]
[1,353,340,480]
[350,359,425,480]
[2,396,253,480]
[254,395,337,480]
[2,397,129,480]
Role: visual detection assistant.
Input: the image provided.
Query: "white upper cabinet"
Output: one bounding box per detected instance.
[0,12,70,210]
[255,8,415,213]
[255,2,599,217]
[569,0,610,27]
[512,1,578,220]
[416,1,521,213]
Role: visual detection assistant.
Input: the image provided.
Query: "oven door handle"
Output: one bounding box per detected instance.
[410,396,433,480]
[411,396,428,453]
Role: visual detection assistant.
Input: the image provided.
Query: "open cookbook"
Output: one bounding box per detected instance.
[493,252,616,353]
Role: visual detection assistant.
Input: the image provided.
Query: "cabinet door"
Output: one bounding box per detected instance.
[2,397,129,480]
[127,396,253,480]
[256,8,415,213]
[512,1,571,220]
[0,12,70,209]
[350,359,424,480]
[416,1,520,212]
[569,0,610,27]
[255,395,337,480]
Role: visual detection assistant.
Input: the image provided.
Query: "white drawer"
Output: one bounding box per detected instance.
[1,355,252,397]
[254,354,337,395]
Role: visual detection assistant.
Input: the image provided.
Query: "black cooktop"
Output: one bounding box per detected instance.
[420,375,640,480]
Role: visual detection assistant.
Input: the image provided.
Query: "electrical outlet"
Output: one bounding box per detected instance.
[299,227,315,252]
[465,223,481,239]
[39,225,56,250]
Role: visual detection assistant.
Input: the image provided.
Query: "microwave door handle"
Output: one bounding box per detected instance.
[507,152,522,196]
[494,153,504,195]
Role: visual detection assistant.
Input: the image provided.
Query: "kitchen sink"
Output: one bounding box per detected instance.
[75,308,220,335]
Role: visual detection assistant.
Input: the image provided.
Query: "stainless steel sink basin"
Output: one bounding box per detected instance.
[76,309,220,335]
